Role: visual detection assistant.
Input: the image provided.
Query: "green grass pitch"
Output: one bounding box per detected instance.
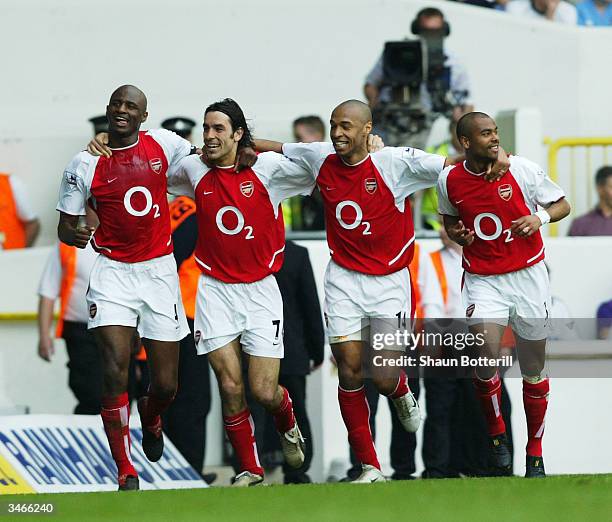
[3,474,612,522]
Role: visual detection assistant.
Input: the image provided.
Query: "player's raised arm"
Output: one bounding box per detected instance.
[253,139,284,154]
[510,197,571,238]
[88,132,112,158]
[509,155,571,237]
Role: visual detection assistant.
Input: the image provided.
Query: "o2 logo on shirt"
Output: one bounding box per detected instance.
[123,186,161,218]
[216,206,254,240]
[336,200,371,236]
[473,212,513,243]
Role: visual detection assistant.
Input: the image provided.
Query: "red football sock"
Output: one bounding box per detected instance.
[101,393,137,480]
[387,370,410,399]
[139,391,175,435]
[224,409,264,476]
[271,386,296,434]
[523,378,549,457]
[473,372,506,436]
[338,386,380,470]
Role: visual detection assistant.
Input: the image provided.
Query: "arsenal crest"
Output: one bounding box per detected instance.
[365,178,377,194]
[498,184,512,201]
[466,304,475,318]
[150,158,163,174]
[240,181,254,197]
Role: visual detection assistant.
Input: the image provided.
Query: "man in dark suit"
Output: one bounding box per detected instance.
[246,240,325,483]
[275,240,325,483]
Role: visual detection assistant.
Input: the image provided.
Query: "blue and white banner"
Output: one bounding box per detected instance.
[0,415,207,493]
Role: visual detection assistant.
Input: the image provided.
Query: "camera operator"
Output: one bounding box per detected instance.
[363,7,473,148]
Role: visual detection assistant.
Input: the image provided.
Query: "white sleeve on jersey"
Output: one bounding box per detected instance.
[510,156,566,211]
[372,147,446,203]
[9,176,38,221]
[37,243,62,300]
[147,128,193,169]
[253,152,316,209]
[281,142,335,175]
[436,165,459,217]
[167,154,209,198]
[56,152,94,216]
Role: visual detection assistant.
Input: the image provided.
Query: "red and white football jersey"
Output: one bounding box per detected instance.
[282,142,445,275]
[169,152,314,284]
[57,129,191,263]
[437,156,565,275]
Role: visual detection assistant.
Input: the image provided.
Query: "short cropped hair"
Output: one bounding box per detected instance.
[595,166,612,187]
[293,115,325,137]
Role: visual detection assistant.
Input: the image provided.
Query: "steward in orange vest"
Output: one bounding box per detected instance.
[0,173,39,249]
[163,195,213,480]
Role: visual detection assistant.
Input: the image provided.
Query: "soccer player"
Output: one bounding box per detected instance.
[57,85,194,491]
[169,99,314,487]
[254,100,509,482]
[437,112,570,478]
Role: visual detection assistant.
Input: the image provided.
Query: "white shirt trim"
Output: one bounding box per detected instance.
[388,233,416,266]
[268,246,286,268]
[109,138,140,151]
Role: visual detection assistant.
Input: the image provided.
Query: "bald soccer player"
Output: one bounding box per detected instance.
[255,100,509,482]
[58,85,197,490]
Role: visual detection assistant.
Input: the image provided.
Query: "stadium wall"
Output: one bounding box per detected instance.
[1,238,610,479]
[0,0,611,246]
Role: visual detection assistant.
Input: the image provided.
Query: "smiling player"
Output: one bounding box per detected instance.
[254,100,510,482]
[437,111,570,478]
[57,85,194,490]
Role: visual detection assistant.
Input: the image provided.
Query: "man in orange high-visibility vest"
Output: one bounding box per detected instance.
[0,173,40,249]
[37,210,100,413]
[163,195,214,483]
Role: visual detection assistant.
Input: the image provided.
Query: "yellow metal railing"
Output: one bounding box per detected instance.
[0,313,43,321]
[546,136,612,236]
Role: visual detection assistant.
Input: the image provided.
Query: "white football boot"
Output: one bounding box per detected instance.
[392,391,421,433]
[280,423,305,469]
[351,464,387,483]
[231,471,264,487]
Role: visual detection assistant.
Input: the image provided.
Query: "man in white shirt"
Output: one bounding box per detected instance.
[506,0,578,24]
[37,210,101,414]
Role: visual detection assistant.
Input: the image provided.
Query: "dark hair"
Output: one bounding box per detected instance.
[595,166,612,187]
[456,111,491,141]
[416,7,445,21]
[293,115,325,137]
[205,98,254,149]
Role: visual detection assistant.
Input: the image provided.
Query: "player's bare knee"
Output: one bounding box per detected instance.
[337,360,362,386]
[150,381,177,401]
[219,376,244,403]
[251,384,277,410]
[371,375,396,395]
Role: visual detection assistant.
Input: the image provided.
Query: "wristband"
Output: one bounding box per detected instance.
[535,209,551,226]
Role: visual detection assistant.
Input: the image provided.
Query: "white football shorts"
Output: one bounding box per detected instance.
[87,253,189,341]
[462,261,551,340]
[324,260,412,348]
[194,273,284,358]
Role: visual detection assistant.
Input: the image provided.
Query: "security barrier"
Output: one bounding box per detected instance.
[546,137,612,236]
